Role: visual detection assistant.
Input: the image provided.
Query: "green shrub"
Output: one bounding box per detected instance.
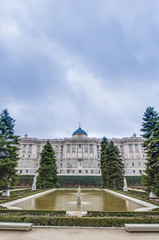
[58,175,102,186]
[125,176,142,186]
[0,213,159,227]
[18,175,34,186]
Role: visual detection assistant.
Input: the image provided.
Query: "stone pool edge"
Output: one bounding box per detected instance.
[0,189,57,210]
[104,189,158,211]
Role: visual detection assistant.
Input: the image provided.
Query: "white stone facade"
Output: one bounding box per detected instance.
[16,127,146,177]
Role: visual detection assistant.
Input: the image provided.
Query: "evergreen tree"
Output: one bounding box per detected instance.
[0,109,19,188]
[141,106,158,148]
[141,106,159,196]
[36,140,58,188]
[100,137,109,186]
[142,121,159,196]
[100,137,124,189]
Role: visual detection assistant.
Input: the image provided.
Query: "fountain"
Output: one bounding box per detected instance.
[77,185,81,204]
[3,189,147,211]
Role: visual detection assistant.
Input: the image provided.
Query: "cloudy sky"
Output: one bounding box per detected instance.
[1,0,159,139]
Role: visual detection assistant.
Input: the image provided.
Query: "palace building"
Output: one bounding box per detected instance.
[17,125,146,177]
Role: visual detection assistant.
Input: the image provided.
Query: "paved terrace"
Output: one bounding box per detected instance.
[0,227,159,240]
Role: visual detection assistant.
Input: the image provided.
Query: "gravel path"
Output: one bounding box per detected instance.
[0,227,159,240]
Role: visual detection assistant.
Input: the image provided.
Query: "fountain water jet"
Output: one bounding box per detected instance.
[77,185,81,205]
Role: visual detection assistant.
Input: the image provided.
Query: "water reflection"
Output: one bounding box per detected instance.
[15,190,143,211]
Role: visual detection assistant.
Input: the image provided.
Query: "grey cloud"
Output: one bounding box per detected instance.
[1,0,159,139]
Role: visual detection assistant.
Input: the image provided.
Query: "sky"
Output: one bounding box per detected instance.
[1,0,159,139]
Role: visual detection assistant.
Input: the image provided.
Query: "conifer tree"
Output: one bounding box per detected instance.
[141,106,159,195]
[0,109,19,188]
[100,137,109,186]
[36,140,58,188]
[100,137,124,189]
[141,106,158,148]
[142,121,159,196]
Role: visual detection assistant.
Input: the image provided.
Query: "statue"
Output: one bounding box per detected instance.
[123,177,128,192]
[149,191,156,198]
[1,185,10,197]
[32,175,37,190]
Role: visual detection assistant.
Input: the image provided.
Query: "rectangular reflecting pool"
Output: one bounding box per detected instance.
[14,189,143,211]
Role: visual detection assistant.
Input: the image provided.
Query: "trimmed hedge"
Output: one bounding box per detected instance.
[58,175,102,186]
[87,211,159,217]
[125,176,142,186]
[18,175,142,187]
[0,210,159,217]
[18,175,102,187]
[0,210,66,216]
[0,209,159,227]
[18,175,34,186]
[0,215,159,227]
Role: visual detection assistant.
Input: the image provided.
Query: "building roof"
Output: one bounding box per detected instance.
[72,124,87,136]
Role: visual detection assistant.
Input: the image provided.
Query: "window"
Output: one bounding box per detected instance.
[138,162,141,166]
[26,170,28,173]
[79,144,81,148]
[97,153,100,158]
[60,163,62,167]
[98,163,100,167]
[129,144,132,147]
[23,144,26,147]
[79,170,82,173]
[99,170,101,173]
[67,170,69,173]
[91,170,93,173]
[132,162,134,166]
[139,170,142,174]
[20,170,22,173]
[60,154,63,159]
[72,170,74,173]
[29,144,32,147]
[86,170,88,173]
[23,154,25,158]
[133,170,135,174]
